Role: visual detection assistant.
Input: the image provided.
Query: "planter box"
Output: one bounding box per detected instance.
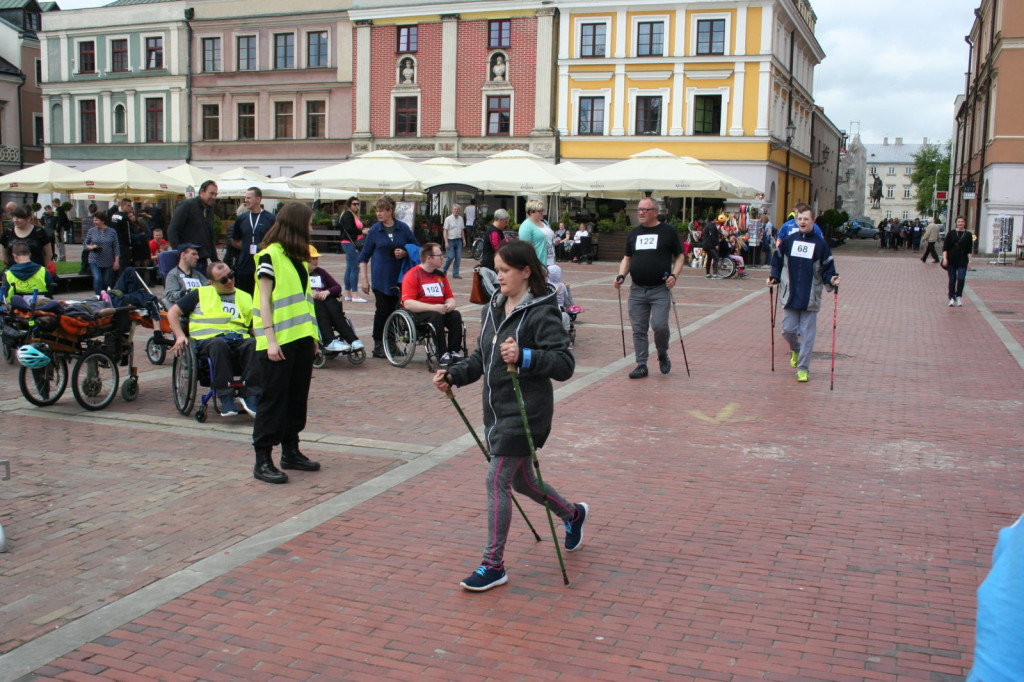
[595,232,628,261]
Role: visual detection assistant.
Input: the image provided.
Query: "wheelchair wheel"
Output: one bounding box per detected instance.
[383,309,416,367]
[171,342,198,416]
[18,356,69,407]
[348,347,366,365]
[312,344,327,369]
[568,324,577,349]
[717,258,736,279]
[146,336,166,365]
[121,376,139,402]
[423,333,437,373]
[72,349,119,411]
[2,338,14,365]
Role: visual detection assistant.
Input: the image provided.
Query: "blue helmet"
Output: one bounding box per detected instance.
[17,343,51,369]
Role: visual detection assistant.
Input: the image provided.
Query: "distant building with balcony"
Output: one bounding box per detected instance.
[0,0,48,195]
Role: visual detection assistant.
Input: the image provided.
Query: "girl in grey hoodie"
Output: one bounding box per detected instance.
[435,240,589,592]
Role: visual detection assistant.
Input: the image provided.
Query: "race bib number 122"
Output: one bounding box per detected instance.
[635,234,659,251]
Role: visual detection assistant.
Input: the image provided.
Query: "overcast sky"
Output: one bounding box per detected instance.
[54,0,980,148]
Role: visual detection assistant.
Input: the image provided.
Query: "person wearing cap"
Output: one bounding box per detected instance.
[163,243,209,307]
[308,245,364,354]
[167,261,261,417]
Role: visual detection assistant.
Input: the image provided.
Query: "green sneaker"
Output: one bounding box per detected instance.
[796,370,808,382]
[790,351,799,368]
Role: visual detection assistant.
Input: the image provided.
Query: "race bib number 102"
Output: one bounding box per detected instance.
[422,282,444,298]
[635,234,659,251]
[791,241,815,259]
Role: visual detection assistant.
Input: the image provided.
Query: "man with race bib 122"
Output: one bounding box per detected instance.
[768,202,840,383]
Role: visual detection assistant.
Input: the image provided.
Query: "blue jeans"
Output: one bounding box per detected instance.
[342,241,359,293]
[443,238,463,276]
[89,263,112,295]
[947,265,967,299]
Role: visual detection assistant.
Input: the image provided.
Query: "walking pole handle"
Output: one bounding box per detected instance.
[507,362,518,375]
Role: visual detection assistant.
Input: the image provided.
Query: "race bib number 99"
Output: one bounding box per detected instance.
[422,282,443,298]
[222,302,238,317]
[791,241,815,259]
[635,234,659,251]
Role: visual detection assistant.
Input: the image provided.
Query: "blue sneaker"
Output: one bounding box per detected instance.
[564,502,589,552]
[460,564,507,592]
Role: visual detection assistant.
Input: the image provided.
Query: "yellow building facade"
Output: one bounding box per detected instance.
[556,0,824,224]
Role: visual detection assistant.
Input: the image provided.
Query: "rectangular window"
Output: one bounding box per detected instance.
[870,166,877,175]
[395,96,417,136]
[146,37,163,69]
[110,39,128,72]
[202,104,219,141]
[308,31,328,67]
[202,37,221,72]
[306,100,325,138]
[274,101,293,138]
[902,211,910,220]
[580,23,606,58]
[635,95,661,135]
[145,97,163,142]
[79,41,96,74]
[904,167,912,175]
[274,33,295,69]
[397,25,418,53]
[35,59,42,86]
[80,100,97,143]
[34,116,44,146]
[489,20,511,49]
[237,102,255,139]
[637,22,664,57]
[237,36,256,71]
[693,94,722,135]
[578,96,604,135]
[887,167,895,175]
[487,95,510,136]
[886,185,894,199]
[885,210,893,219]
[696,19,725,55]
[903,186,912,199]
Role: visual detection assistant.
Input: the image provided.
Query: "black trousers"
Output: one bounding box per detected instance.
[372,290,399,345]
[235,272,256,296]
[197,336,260,398]
[921,242,940,262]
[314,297,358,344]
[413,309,463,356]
[253,335,314,449]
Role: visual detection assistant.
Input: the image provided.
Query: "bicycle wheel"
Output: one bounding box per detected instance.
[71,349,119,411]
[472,239,483,260]
[19,356,69,407]
[717,258,736,279]
[171,342,198,415]
[383,309,416,367]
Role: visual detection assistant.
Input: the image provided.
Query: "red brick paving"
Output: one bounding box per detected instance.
[2,242,1022,680]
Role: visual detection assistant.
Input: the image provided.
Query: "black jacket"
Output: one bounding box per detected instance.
[446,285,573,456]
[167,197,217,260]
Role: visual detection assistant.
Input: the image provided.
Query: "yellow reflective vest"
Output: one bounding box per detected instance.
[4,267,49,304]
[253,242,318,350]
[188,286,253,340]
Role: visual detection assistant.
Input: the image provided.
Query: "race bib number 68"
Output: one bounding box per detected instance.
[791,241,815,259]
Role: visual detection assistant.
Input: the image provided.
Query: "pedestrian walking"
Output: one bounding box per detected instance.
[767,202,841,383]
[921,220,941,263]
[614,197,684,378]
[441,205,465,278]
[942,216,972,307]
[167,180,219,276]
[252,202,321,484]
[433,240,589,592]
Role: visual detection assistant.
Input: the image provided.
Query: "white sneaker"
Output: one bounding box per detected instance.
[948,298,955,307]
[450,351,462,360]
[350,297,367,303]
[326,339,351,352]
[955,297,963,307]
[350,339,365,351]
[344,296,352,301]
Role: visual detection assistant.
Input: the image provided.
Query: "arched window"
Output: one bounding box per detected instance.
[113,104,126,135]
[50,103,63,144]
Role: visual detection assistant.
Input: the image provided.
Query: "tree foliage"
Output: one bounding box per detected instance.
[911,141,951,219]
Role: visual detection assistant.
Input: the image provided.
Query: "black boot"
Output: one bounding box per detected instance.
[254,447,288,484]
[280,441,321,471]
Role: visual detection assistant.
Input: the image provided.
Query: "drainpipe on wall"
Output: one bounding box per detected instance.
[184,8,194,164]
[16,71,26,171]
[959,34,974,226]
[973,0,997,251]
[782,29,795,220]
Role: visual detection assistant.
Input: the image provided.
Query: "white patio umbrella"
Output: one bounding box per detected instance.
[55,159,187,196]
[292,149,440,193]
[562,148,757,200]
[160,163,221,190]
[215,167,293,200]
[420,157,466,170]
[273,177,355,202]
[0,161,85,193]
[427,149,566,194]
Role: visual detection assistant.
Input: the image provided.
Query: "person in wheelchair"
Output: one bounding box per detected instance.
[163,244,209,307]
[401,242,463,367]
[2,242,55,304]
[167,262,261,417]
[308,245,364,354]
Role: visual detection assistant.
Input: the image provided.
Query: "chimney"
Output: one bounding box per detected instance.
[895,137,903,145]
[883,137,888,145]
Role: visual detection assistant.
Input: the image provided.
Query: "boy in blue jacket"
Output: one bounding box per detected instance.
[768,203,840,382]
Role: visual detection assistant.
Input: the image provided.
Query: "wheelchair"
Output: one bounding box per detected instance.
[312,318,367,369]
[171,339,249,423]
[382,307,467,371]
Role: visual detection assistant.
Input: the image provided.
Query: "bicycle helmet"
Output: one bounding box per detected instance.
[17,343,51,369]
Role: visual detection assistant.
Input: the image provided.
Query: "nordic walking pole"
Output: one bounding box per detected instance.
[507,362,570,586]
[445,387,542,542]
[830,285,839,391]
[768,285,775,372]
[667,289,691,378]
[616,283,627,358]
